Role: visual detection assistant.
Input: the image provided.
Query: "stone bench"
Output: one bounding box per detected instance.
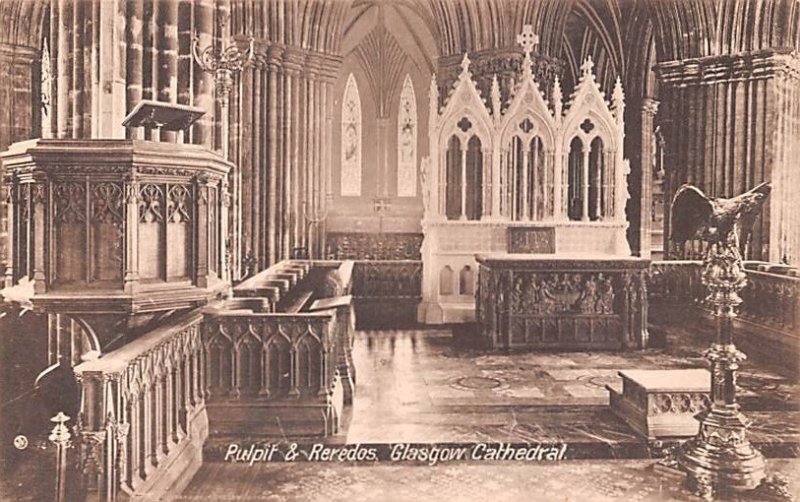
[607,368,711,439]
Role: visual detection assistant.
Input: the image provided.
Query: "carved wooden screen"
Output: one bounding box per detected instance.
[397,75,417,197]
[341,73,362,197]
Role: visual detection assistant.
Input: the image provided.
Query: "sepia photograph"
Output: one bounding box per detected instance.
[0,0,798,500]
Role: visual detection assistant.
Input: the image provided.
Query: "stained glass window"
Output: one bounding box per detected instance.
[397,75,417,197]
[341,73,362,197]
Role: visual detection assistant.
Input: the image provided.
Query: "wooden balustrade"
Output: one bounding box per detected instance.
[202,311,344,436]
[204,259,355,436]
[649,261,799,333]
[647,260,705,306]
[351,260,422,328]
[72,310,207,501]
[64,259,358,500]
[649,260,799,373]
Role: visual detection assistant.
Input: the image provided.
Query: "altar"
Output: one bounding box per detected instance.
[475,254,649,351]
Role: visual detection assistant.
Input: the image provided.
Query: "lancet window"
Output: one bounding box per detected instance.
[341,73,362,197]
[397,75,417,197]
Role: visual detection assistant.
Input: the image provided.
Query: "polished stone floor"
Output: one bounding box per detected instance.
[191,325,800,501]
[338,328,799,453]
[182,459,800,501]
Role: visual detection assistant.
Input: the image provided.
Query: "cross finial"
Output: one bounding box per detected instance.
[581,57,595,75]
[517,25,539,58]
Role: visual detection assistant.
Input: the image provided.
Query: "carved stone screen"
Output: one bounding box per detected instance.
[341,73,362,197]
[397,74,417,197]
[507,227,556,254]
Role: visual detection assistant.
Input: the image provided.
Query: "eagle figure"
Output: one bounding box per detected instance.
[670,182,771,254]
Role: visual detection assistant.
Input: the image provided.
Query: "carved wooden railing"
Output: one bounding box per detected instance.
[202,313,337,399]
[649,261,799,334]
[202,259,355,436]
[72,310,207,501]
[740,265,800,334]
[649,260,799,372]
[326,232,423,260]
[201,311,344,436]
[647,260,705,306]
[351,260,422,328]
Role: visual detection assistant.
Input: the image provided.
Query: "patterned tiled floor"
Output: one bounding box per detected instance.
[190,326,800,501]
[181,459,800,501]
[341,328,799,448]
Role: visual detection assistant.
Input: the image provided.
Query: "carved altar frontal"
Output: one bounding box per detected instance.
[418,26,630,324]
[475,254,649,351]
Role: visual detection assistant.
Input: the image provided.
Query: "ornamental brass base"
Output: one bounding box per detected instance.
[656,452,795,501]
[678,409,766,497]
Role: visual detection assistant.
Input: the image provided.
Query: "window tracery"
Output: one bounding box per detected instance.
[341,73,362,197]
[397,75,418,197]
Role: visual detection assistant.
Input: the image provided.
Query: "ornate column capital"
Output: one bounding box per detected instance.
[656,48,800,86]
[641,97,660,116]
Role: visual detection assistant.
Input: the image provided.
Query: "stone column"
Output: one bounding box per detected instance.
[482,149,492,219]
[267,52,280,265]
[521,147,530,220]
[289,61,302,252]
[282,70,292,259]
[2,173,15,287]
[638,98,659,258]
[0,44,37,280]
[491,148,501,218]
[656,49,800,263]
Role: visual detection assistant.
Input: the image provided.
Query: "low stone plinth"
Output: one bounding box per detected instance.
[607,369,710,439]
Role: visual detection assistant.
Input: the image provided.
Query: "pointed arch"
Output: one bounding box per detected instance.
[397,74,418,197]
[341,73,363,197]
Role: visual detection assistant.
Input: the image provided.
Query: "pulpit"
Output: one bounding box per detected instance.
[1,138,232,355]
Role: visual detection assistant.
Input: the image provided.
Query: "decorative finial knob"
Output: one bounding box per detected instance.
[581,57,595,75]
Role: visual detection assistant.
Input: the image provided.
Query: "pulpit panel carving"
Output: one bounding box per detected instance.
[90,183,124,282]
[54,181,86,284]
